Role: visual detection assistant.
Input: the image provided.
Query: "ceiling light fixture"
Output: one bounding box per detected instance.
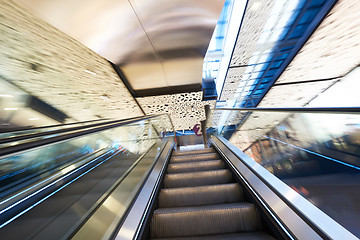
[0,94,14,98]
[4,108,18,111]
[84,70,96,76]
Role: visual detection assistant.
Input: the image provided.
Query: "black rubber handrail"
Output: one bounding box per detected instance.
[0,117,143,145]
[0,114,171,158]
[214,107,360,114]
[0,118,110,134]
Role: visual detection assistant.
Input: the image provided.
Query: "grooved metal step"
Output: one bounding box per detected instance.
[151,203,262,238]
[150,145,275,240]
[151,232,276,240]
[167,160,225,174]
[170,153,220,163]
[164,169,233,188]
[159,183,243,208]
[172,148,215,156]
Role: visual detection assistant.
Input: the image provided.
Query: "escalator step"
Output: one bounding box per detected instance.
[164,169,233,188]
[172,148,215,156]
[159,183,243,208]
[151,232,276,240]
[171,153,219,163]
[151,203,262,238]
[167,160,225,174]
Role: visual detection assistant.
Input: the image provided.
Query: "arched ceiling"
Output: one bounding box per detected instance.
[15,0,225,93]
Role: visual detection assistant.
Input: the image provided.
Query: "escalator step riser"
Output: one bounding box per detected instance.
[159,183,244,208]
[170,153,220,163]
[151,203,262,238]
[164,170,233,188]
[150,232,276,240]
[172,148,215,156]
[167,160,225,174]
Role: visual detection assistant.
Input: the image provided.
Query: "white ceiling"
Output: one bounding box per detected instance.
[15,0,225,91]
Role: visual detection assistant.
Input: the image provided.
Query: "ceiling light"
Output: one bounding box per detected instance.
[29,118,39,121]
[0,94,13,98]
[4,108,18,111]
[84,70,96,75]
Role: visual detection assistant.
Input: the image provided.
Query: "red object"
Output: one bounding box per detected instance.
[193,124,202,136]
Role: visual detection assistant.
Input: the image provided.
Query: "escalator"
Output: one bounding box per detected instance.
[0,114,175,239]
[0,113,357,239]
[116,137,357,240]
[149,147,275,240]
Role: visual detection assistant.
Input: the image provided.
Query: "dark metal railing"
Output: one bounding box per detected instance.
[0,114,175,158]
[214,107,360,114]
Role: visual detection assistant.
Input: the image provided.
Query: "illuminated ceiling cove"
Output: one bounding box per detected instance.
[16,0,225,93]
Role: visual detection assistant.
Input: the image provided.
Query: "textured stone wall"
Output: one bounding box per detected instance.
[275,0,360,84]
[259,0,360,108]
[220,0,275,101]
[227,0,360,150]
[137,92,216,130]
[0,0,143,122]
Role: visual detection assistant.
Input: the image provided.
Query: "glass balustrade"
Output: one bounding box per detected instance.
[211,109,360,238]
[0,114,174,238]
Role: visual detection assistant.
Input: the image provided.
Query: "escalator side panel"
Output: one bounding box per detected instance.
[210,136,359,240]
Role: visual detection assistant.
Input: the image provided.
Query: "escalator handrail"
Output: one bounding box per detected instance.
[0,114,172,158]
[0,118,133,145]
[213,106,360,114]
[0,118,110,134]
[211,136,358,240]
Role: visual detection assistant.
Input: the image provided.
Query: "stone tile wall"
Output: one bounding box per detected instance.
[137,92,216,130]
[0,0,143,122]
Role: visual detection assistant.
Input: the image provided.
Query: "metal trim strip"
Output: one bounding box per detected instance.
[0,114,168,158]
[65,143,157,239]
[114,140,174,240]
[210,136,358,240]
[214,107,360,114]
